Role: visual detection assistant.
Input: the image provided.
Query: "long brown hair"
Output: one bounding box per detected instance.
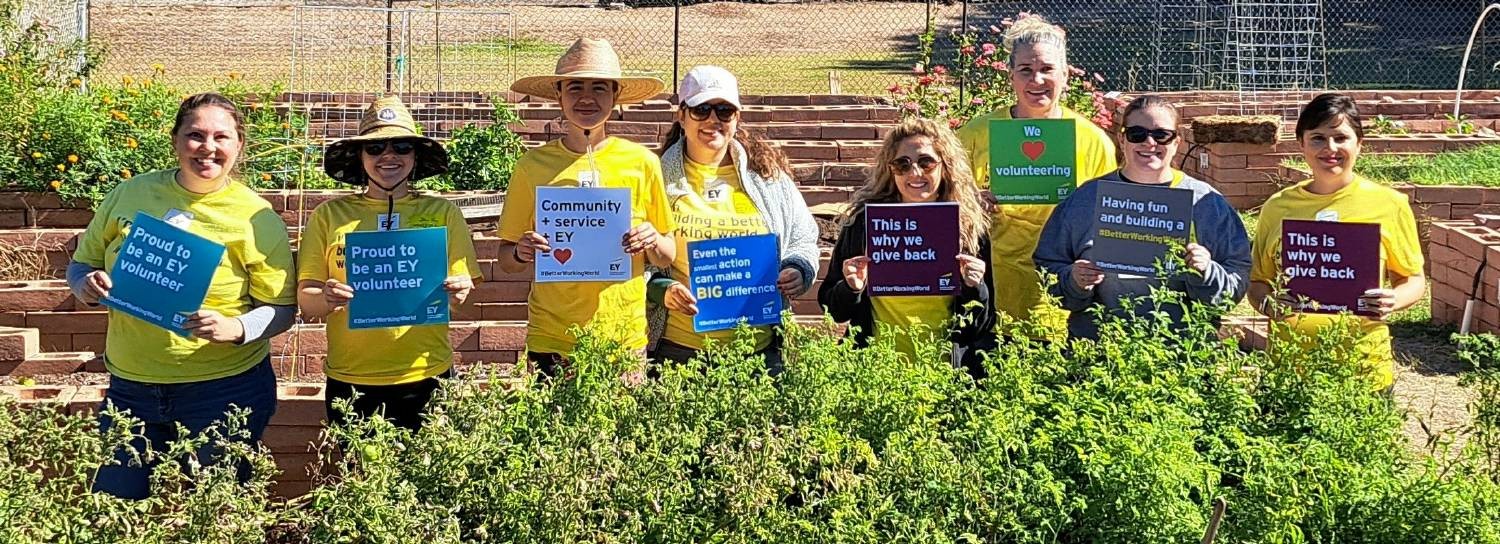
[658,121,791,180]
[843,118,990,255]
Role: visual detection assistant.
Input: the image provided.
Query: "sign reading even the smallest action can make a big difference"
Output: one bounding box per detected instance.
[989,118,1077,204]
[345,227,451,329]
[101,211,227,336]
[688,233,782,333]
[1280,219,1381,316]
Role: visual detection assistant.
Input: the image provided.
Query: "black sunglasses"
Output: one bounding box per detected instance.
[1123,126,1179,144]
[362,140,416,156]
[888,155,940,174]
[685,103,738,122]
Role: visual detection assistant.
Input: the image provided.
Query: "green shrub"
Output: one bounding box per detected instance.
[428,100,527,192]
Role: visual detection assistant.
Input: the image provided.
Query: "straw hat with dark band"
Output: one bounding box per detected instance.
[323,96,449,185]
[510,38,664,104]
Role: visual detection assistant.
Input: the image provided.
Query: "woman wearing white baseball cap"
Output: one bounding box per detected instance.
[646,65,820,372]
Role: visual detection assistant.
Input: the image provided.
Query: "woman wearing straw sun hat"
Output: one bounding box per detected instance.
[297,96,482,430]
[496,38,676,376]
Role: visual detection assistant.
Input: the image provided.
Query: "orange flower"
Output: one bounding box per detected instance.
[125,137,138,149]
[50,180,61,190]
[67,154,79,164]
[110,110,128,122]
[280,122,290,130]
[261,173,272,181]
[69,78,81,87]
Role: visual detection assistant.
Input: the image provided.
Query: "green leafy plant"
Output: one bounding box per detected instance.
[1446,113,1477,135]
[1368,114,1409,135]
[430,99,527,192]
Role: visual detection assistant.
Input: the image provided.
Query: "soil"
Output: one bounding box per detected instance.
[1392,330,1476,458]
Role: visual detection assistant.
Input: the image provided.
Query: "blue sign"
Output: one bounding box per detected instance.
[535,186,632,283]
[101,211,227,336]
[688,233,782,333]
[345,227,450,330]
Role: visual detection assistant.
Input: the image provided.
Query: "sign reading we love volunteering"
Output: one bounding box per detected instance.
[688,233,782,332]
[1089,181,1195,275]
[865,202,960,296]
[1280,219,1381,316]
[345,227,450,329]
[534,186,632,283]
[989,118,1077,204]
[101,212,226,336]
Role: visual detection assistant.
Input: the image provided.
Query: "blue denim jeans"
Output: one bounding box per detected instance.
[92,359,277,500]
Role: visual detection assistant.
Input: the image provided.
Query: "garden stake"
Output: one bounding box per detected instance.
[1462,250,1488,334]
[1201,497,1227,544]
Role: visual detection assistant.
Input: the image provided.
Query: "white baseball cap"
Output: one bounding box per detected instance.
[678,65,742,108]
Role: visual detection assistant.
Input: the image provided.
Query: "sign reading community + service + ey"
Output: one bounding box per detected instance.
[535,186,631,283]
[688,233,782,332]
[1280,219,1381,316]
[1089,180,1194,275]
[988,118,1077,204]
[345,227,450,329]
[101,211,226,336]
[865,202,960,296]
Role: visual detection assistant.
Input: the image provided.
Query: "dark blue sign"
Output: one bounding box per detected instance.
[688,233,782,333]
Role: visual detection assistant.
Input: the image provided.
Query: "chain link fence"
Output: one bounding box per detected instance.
[26,0,1500,97]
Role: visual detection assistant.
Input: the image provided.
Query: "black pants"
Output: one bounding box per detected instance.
[324,371,450,431]
[527,351,569,380]
[649,338,785,377]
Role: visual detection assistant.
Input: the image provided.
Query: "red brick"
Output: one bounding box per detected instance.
[82,354,105,373]
[836,141,882,162]
[0,385,74,406]
[449,323,480,351]
[38,333,71,352]
[69,385,105,415]
[1206,142,1277,156]
[468,281,530,303]
[271,479,313,499]
[270,383,326,426]
[477,322,526,351]
[790,299,822,316]
[452,350,519,365]
[820,123,878,140]
[0,210,27,227]
[262,424,324,453]
[479,302,529,321]
[0,192,65,210]
[451,304,483,321]
[801,187,855,207]
[762,123,822,140]
[0,327,38,361]
[31,209,94,228]
[1210,154,1248,170]
[5,352,91,376]
[0,281,75,312]
[271,452,320,481]
[270,325,327,357]
[779,140,839,161]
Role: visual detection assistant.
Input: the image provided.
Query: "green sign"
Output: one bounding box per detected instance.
[988,118,1077,204]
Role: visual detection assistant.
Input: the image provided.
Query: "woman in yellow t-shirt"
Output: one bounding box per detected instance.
[955,15,1118,338]
[496,38,676,375]
[645,66,821,371]
[297,97,481,430]
[819,118,996,371]
[69,93,297,499]
[1250,93,1427,392]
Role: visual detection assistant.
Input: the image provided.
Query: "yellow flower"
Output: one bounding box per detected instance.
[30,151,41,159]
[121,75,133,85]
[152,63,164,74]
[0,65,7,73]
[280,122,290,130]
[97,175,107,182]
[110,110,128,122]
[55,163,66,172]
[121,168,132,178]
[141,78,152,88]
[50,180,61,190]
[69,78,81,87]
[228,71,242,80]
[261,173,272,181]
[67,154,78,163]
[152,109,163,117]
[101,95,112,105]
[125,137,138,149]
[41,132,50,140]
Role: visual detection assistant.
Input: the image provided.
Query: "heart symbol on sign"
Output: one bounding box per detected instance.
[553,248,574,265]
[1021,140,1046,161]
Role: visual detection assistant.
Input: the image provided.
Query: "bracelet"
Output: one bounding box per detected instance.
[513,245,533,264]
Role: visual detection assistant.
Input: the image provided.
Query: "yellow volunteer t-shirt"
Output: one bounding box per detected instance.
[872,295,954,362]
[72,169,297,384]
[958,107,1117,336]
[664,158,772,351]
[496,137,675,355]
[1251,176,1424,391]
[298,194,482,386]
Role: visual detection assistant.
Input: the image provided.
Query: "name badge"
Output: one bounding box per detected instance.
[1315,209,1339,222]
[377,213,400,231]
[577,170,601,188]
[163,209,194,230]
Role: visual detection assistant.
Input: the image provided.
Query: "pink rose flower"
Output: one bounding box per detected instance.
[981,43,997,56]
[902,101,920,112]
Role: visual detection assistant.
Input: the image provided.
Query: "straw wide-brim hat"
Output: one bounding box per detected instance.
[510,38,664,104]
[323,96,449,185]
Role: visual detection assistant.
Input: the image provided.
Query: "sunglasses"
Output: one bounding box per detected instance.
[362,140,416,156]
[888,155,940,174]
[1123,126,1179,144]
[685,103,738,122]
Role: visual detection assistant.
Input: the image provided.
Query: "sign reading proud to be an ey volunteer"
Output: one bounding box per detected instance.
[101,211,226,336]
[345,227,451,329]
[688,233,783,333]
[989,118,1077,204]
[535,186,632,283]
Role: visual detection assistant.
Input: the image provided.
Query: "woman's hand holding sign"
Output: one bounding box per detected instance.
[1184,243,1213,274]
[777,268,804,297]
[957,254,985,287]
[1360,288,1398,321]
[664,282,699,316]
[444,276,474,306]
[514,231,550,264]
[323,279,355,312]
[842,256,871,293]
[78,270,113,305]
[1071,259,1104,291]
[182,309,245,343]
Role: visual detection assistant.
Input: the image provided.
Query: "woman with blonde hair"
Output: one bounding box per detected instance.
[956,14,1118,338]
[819,117,995,369]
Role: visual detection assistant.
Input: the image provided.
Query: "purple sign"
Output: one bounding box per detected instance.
[1281,219,1381,316]
[865,202,960,296]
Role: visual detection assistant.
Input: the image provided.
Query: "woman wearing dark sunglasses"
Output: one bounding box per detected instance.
[645,65,820,370]
[1034,95,1249,341]
[298,96,482,430]
[819,118,996,372]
